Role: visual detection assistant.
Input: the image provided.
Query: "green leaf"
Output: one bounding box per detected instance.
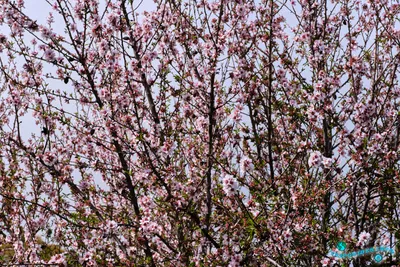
[174,75,181,82]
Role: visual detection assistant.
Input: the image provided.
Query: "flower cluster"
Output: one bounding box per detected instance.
[222,174,238,197]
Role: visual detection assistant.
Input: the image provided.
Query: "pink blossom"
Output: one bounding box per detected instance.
[48,254,67,265]
[222,174,238,197]
[357,231,371,247]
[321,257,336,266]
[240,156,253,174]
[308,151,322,167]
[43,48,56,61]
[322,157,333,168]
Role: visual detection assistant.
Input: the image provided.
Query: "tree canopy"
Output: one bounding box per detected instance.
[0,0,399,266]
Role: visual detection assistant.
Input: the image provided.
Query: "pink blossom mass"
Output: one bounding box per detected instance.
[0,0,399,266]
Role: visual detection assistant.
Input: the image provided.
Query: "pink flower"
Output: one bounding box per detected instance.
[322,157,333,168]
[222,174,238,197]
[80,252,93,264]
[229,254,242,267]
[195,116,207,131]
[105,220,118,231]
[48,254,67,265]
[282,229,292,242]
[321,257,336,266]
[308,151,322,167]
[357,231,371,247]
[290,188,299,209]
[307,105,319,122]
[40,26,53,39]
[240,156,253,174]
[381,235,391,246]
[43,48,56,61]
[79,180,89,190]
[42,152,57,166]
[230,104,243,122]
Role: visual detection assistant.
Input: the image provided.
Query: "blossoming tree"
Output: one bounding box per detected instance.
[0,0,399,266]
